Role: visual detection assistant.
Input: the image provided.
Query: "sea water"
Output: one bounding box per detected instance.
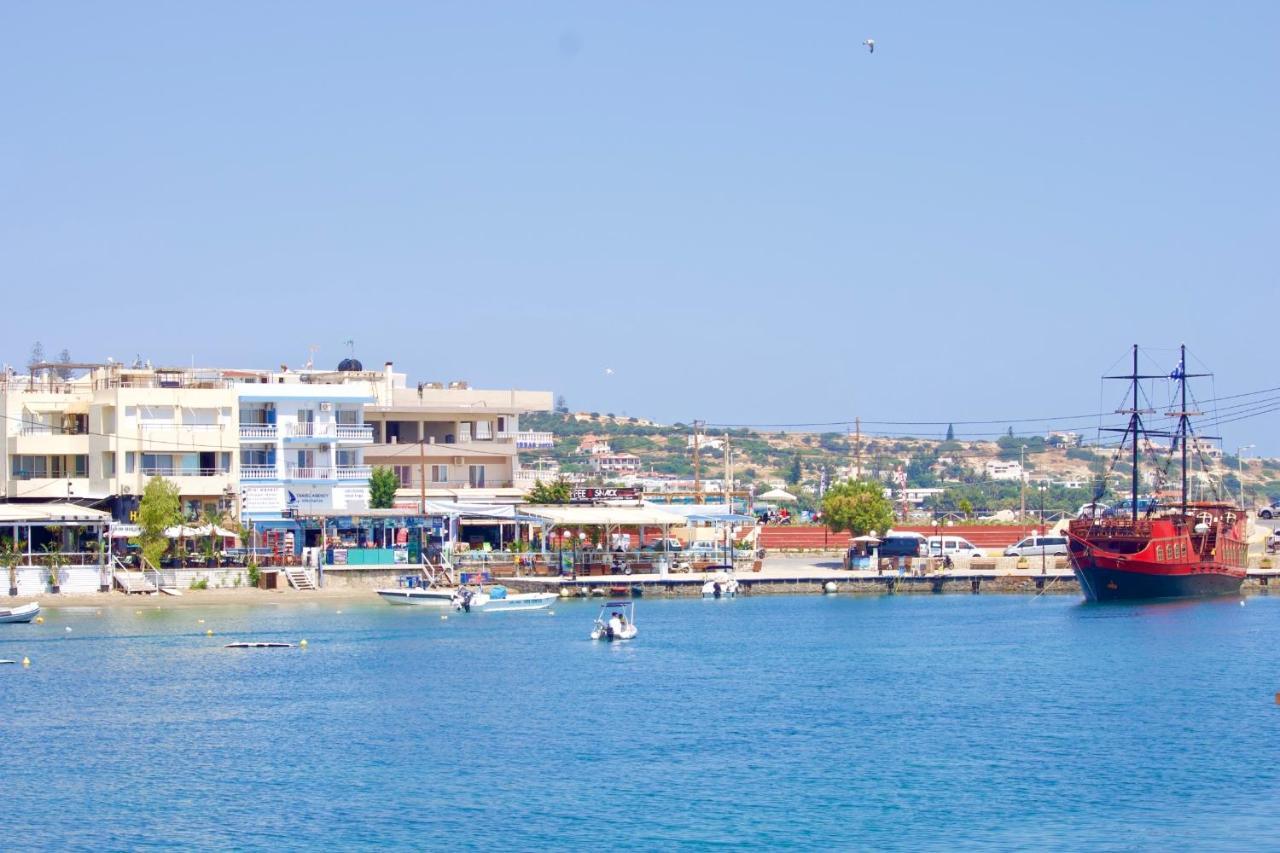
[3,593,1280,850]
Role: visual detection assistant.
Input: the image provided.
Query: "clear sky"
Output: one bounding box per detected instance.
[2,3,1277,451]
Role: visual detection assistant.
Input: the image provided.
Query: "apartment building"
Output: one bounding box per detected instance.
[360,363,554,505]
[2,362,376,524]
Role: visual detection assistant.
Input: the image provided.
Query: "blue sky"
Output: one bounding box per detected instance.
[2,3,1277,451]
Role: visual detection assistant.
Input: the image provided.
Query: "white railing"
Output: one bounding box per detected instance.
[139,467,228,478]
[239,424,278,440]
[240,465,278,480]
[336,424,374,442]
[516,431,555,449]
[286,465,332,480]
[337,465,372,481]
[287,422,337,439]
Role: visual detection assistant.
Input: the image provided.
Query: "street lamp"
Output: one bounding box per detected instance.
[1238,445,1255,508]
[1038,484,1048,575]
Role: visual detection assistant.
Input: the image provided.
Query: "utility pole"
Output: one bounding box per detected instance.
[692,419,705,504]
[1019,445,1027,538]
[723,430,732,509]
[855,417,862,480]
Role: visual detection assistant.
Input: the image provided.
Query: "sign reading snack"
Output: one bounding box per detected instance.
[570,487,642,504]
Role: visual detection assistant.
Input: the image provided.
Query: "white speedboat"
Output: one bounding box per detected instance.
[452,586,556,613]
[701,573,740,599]
[591,600,637,641]
[0,602,40,624]
[376,587,457,607]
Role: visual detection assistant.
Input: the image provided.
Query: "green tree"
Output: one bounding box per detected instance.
[134,476,182,569]
[788,453,802,485]
[2,536,25,596]
[527,478,572,504]
[957,497,973,519]
[55,348,74,381]
[821,480,895,538]
[368,466,399,509]
[946,423,955,441]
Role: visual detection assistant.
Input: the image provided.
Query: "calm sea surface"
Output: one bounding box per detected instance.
[4,592,1280,850]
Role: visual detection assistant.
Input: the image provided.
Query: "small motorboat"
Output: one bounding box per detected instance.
[701,573,740,599]
[376,587,458,607]
[224,642,294,649]
[451,585,556,613]
[0,602,40,624]
[591,600,638,641]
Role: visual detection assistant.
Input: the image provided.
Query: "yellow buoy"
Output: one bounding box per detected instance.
[22,657,30,668]
[299,639,308,648]
[34,616,44,624]
[441,614,448,620]
[205,629,214,636]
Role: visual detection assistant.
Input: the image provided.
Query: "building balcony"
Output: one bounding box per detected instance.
[285,465,332,480]
[336,424,374,443]
[285,423,337,441]
[515,431,555,450]
[240,465,279,481]
[336,465,372,481]
[139,467,229,478]
[239,424,278,441]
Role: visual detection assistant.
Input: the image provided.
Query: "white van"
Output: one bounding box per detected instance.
[1003,535,1069,558]
[926,536,985,559]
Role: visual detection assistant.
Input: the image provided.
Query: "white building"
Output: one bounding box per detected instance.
[985,460,1025,482]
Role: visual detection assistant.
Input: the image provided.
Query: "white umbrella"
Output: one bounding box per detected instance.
[163,525,205,539]
[758,488,798,503]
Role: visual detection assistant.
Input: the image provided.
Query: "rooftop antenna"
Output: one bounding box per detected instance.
[305,344,319,369]
[344,339,355,356]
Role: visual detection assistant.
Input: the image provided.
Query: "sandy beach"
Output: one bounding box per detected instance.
[12,586,380,610]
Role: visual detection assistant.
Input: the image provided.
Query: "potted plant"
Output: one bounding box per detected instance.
[43,541,68,594]
[1,537,23,597]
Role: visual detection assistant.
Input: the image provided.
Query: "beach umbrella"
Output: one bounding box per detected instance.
[758,488,798,503]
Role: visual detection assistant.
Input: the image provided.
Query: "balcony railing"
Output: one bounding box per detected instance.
[240,465,278,480]
[516,431,555,449]
[239,424,278,440]
[336,465,372,481]
[139,468,230,478]
[285,466,332,480]
[286,423,337,439]
[336,424,374,442]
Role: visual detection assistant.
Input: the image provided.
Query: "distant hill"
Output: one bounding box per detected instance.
[519,412,1280,513]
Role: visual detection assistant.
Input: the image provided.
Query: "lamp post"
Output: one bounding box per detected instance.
[1039,484,1048,575]
[1237,445,1255,508]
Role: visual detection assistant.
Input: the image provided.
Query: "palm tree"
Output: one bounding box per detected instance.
[42,540,68,593]
[1,537,25,597]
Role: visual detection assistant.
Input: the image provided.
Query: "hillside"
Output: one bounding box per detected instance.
[520,411,1280,514]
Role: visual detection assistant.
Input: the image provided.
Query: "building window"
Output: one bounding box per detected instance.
[497,416,508,434]
[336,408,359,425]
[73,455,88,478]
[469,465,485,488]
[475,420,492,440]
[458,422,473,442]
[393,465,413,487]
[102,453,116,478]
[431,465,448,484]
[126,452,136,474]
[337,450,359,467]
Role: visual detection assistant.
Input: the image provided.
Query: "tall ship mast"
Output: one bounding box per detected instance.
[1066,344,1248,601]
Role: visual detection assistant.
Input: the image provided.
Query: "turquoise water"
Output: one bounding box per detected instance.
[4,593,1280,849]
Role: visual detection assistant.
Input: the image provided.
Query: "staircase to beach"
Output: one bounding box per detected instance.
[114,570,158,594]
[284,567,316,590]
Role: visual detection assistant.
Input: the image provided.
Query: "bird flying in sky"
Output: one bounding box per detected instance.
[863,38,875,54]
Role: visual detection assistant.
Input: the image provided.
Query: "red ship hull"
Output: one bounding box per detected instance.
[1066,506,1248,603]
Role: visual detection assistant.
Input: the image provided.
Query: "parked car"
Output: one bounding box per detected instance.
[1076,502,1108,519]
[684,541,752,562]
[877,532,929,559]
[1104,498,1160,518]
[926,535,985,559]
[1257,502,1280,520]
[1003,535,1070,558]
[640,538,683,553]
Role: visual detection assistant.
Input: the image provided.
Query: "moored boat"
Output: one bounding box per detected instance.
[0,602,40,623]
[1067,345,1247,602]
[376,587,457,607]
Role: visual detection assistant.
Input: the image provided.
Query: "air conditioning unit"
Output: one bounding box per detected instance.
[453,456,465,466]
[319,402,333,412]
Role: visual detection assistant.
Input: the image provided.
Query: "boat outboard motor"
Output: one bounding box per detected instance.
[713,581,722,600]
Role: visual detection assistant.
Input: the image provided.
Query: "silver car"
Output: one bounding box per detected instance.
[1003,535,1070,558]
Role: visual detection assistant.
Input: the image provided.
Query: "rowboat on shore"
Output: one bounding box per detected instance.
[0,602,40,624]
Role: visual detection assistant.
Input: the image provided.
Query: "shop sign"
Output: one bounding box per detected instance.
[570,486,642,503]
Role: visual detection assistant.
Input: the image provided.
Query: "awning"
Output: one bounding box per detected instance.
[0,502,112,524]
[521,505,687,527]
[645,504,756,524]
[758,488,798,502]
